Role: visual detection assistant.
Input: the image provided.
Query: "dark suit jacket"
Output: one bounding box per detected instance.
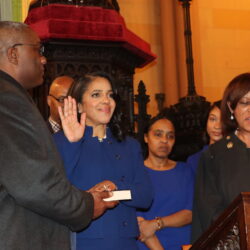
[0,70,93,250]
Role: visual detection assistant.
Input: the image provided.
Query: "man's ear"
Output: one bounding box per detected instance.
[227,101,233,113]
[144,134,148,143]
[47,96,51,107]
[7,47,18,65]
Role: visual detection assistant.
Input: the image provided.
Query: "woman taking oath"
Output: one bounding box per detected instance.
[137,113,194,250]
[53,72,153,250]
[192,72,250,242]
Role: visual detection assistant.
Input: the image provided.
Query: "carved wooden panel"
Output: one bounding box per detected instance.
[31,39,142,134]
[161,95,211,161]
[191,193,250,250]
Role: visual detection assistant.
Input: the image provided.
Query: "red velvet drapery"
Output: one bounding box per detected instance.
[25,4,156,67]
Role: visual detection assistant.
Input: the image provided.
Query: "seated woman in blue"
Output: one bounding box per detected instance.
[53,72,153,250]
[137,113,194,250]
[186,101,222,175]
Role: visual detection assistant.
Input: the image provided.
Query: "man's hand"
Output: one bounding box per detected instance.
[88,180,117,193]
[89,191,118,219]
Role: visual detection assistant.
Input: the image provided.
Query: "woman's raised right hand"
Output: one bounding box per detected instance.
[58,96,86,142]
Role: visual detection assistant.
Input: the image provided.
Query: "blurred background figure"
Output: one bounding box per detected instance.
[186,100,222,175]
[54,72,153,250]
[192,72,250,242]
[47,75,74,133]
[137,113,194,250]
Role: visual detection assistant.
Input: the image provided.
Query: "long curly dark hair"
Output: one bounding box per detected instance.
[67,72,126,141]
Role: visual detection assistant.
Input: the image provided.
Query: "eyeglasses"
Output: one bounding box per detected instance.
[11,43,45,56]
[49,94,67,103]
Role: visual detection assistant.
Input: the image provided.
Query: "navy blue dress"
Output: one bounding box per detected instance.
[137,162,194,250]
[186,145,208,175]
[54,126,153,250]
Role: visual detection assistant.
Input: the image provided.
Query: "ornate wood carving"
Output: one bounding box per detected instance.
[179,0,196,96]
[32,39,140,134]
[134,84,210,162]
[214,224,240,250]
[134,80,151,141]
[163,0,211,161]
[167,96,210,161]
[155,93,165,113]
[191,193,250,249]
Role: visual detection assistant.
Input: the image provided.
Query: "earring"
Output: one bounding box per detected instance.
[230,113,234,120]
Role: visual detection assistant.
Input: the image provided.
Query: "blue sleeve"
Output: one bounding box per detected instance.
[113,138,153,209]
[53,132,84,178]
[182,164,194,211]
[186,146,209,176]
[186,152,200,175]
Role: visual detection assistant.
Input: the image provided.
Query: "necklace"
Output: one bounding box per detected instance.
[98,135,107,142]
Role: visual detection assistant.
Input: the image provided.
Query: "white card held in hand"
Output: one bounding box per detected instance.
[103,190,132,201]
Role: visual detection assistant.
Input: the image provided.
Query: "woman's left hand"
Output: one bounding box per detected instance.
[137,216,157,242]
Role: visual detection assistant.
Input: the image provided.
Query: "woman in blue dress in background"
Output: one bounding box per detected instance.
[137,113,194,250]
[53,72,153,250]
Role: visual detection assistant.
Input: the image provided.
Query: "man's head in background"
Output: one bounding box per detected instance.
[47,75,74,124]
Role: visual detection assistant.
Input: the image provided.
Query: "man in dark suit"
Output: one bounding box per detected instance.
[0,21,116,250]
[47,75,74,133]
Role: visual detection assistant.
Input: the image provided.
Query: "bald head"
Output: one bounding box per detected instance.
[0,21,46,89]
[47,76,74,123]
[49,76,74,95]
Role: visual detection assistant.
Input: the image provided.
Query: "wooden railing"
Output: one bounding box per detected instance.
[191,192,250,250]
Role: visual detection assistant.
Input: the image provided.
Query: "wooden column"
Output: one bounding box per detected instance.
[159,0,180,106]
